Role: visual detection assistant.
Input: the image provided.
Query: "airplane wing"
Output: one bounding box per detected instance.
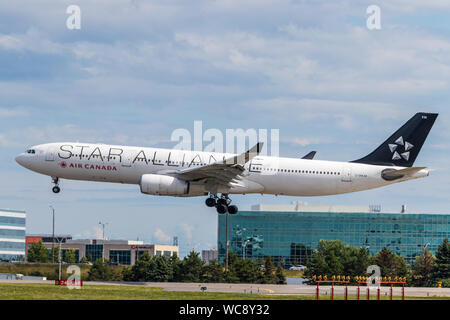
[169,142,264,188]
[381,167,427,181]
[302,151,316,160]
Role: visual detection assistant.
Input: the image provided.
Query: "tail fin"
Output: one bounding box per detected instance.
[352,112,438,167]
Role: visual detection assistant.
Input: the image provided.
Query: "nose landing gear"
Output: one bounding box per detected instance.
[52,177,60,193]
[205,194,238,214]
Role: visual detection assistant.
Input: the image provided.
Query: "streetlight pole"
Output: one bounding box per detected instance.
[243,240,250,260]
[98,221,108,240]
[58,239,62,281]
[50,206,55,263]
[98,221,108,262]
[225,212,229,272]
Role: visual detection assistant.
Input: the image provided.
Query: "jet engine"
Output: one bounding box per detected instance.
[140,174,189,196]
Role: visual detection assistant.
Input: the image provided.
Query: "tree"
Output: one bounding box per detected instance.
[168,253,182,282]
[148,256,172,282]
[227,251,260,283]
[262,256,278,284]
[49,246,60,263]
[432,238,450,282]
[203,259,225,283]
[413,248,435,287]
[125,253,177,282]
[305,240,347,278]
[130,252,152,281]
[122,266,134,281]
[27,241,48,263]
[87,258,113,281]
[180,251,204,282]
[64,249,76,264]
[374,248,411,279]
[275,264,286,284]
[342,247,372,277]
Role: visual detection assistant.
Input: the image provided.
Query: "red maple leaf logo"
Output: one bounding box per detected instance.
[60,162,67,168]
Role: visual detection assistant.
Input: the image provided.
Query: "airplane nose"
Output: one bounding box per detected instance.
[15,154,25,166]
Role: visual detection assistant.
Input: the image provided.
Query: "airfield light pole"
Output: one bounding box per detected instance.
[50,206,55,263]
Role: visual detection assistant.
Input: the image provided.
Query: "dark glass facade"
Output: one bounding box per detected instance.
[85,244,104,262]
[109,250,131,265]
[218,211,450,265]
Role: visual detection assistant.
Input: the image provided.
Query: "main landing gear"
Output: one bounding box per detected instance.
[52,177,60,194]
[205,194,238,215]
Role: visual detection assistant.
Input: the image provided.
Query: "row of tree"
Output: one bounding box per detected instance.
[88,251,286,284]
[304,239,450,287]
[27,241,77,263]
[26,238,450,287]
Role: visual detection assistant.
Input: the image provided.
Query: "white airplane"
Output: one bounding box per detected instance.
[16,112,438,214]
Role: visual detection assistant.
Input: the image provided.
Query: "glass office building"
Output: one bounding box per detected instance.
[218,205,450,265]
[26,236,179,265]
[0,209,26,261]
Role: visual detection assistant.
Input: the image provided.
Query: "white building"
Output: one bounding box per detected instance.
[0,209,26,261]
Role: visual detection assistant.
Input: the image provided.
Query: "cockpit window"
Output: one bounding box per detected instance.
[26,149,36,154]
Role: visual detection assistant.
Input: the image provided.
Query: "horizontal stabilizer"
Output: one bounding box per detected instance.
[381,167,427,181]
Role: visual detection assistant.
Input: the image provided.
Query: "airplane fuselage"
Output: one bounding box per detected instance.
[15,142,429,197]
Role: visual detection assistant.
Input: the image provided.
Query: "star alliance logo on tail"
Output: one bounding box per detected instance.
[388,136,414,161]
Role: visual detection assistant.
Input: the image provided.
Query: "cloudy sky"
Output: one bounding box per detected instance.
[1,1,450,256]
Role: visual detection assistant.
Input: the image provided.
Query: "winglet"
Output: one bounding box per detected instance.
[226,142,264,165]
[302,151,317,160]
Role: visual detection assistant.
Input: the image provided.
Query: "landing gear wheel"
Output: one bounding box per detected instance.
[217,198,228,206]
[51,177,60,194]
[227,205,238,215]
[216,204,227,214]
[205,197,216,207]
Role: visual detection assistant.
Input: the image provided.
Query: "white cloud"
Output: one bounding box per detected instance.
[74,225,104,239]
[0,28,63,54]
[153,228,171,244]
[0,123,173,148]
[283,136,332,147]
[0,107,29,118]
[181,223,194,241]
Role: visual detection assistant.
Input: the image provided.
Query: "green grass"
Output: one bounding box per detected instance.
[0,263,93,280]
[282,270,304,278]
[0,283,290,300]
[0,283,449,300]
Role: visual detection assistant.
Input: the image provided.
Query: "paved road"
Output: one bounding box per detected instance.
[1,279,449,297]
[132,282,450,297]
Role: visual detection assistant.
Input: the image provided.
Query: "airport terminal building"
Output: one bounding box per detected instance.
[26,235,179,265]
[0,209,26,262]
[218,203,450,265]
